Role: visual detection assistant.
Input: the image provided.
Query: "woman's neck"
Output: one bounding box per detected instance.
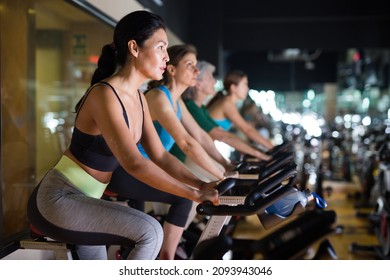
[113,67,145,94]
[167,82,188,103]
[226,92,238,103]
[193,90,207,107]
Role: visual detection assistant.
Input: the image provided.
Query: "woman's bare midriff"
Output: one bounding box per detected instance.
[63,149,112,184]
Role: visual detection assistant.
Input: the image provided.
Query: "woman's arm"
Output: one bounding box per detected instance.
[146,89,225,180]
[140,97,213,188]
[209,127,271,161]
[223,101,274,150]
[89,87,219,205]
[179,99,233,171]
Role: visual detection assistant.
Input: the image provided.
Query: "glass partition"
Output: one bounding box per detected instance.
[0,0,113,254]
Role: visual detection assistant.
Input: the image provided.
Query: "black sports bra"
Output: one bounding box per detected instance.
[69,81,144,172]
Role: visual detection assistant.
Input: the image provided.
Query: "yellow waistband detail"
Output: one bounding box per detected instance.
[54,155,107,199]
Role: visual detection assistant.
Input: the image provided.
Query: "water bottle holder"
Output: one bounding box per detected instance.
[257,203,306,230]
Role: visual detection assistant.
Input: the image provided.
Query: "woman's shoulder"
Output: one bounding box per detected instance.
[155,84,169,93]
[145,87,175,110]
[219,95,234,109]
[146,84,166,93]
[144,85,167,100]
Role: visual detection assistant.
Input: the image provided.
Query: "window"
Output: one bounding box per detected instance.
[0,0,112,250]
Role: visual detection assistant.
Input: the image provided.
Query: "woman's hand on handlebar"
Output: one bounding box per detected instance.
[198,180,219,190]
[263,138,275,150]
[225,162,238,172]
[254,150,272,161]
[197,186,219,206]
[224,170,239,179]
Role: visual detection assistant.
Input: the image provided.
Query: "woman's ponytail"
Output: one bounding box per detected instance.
[90,44,117,86]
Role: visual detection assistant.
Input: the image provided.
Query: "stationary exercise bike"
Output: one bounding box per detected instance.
[192,208,337,260]
[190,163,334,260]
[104,142,297,259]
[350,132,390,259]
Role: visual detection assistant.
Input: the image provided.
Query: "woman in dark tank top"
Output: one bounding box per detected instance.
[26,10,219,260]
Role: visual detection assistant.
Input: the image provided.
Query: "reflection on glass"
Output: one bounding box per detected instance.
[1,0,112,240]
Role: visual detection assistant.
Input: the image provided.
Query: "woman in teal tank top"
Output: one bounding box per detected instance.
[213,118,233,131]
[206,70,274,151]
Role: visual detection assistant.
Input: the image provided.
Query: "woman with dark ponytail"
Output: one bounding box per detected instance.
[90,45,117,85]
[27,10,219,260]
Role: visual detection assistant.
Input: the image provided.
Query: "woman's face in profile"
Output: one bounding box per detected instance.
[199,69,216,96]
[235,76,249,100]
[175,53,199,88]
[137,28,169,81]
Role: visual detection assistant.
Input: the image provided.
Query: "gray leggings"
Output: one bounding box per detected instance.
[27,169,163,260]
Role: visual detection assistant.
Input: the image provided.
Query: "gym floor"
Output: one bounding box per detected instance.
[232,176,381,260]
